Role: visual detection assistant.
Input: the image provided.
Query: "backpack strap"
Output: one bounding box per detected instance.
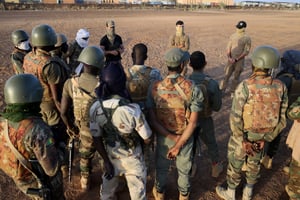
[71,76,97,99]
[172,79,189,102]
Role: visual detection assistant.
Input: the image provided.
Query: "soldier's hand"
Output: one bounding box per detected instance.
[242,141,254,156]
[103,161,114,180]
[167,146,180,160]
[252,140,264,153]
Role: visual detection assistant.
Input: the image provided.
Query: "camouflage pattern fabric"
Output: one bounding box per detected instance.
[64,40,83,73]
[288,96,300,120]
[151,75,193,135]
[0,117,64,199]
[286,158,300,199]
[10,48,27,74]
[242,77,284,133]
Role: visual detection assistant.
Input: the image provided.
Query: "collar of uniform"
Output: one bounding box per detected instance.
[35,48,51,56]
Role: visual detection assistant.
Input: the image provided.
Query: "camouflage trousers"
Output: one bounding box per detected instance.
[287,158,300,199]
[219,59,244,93]
[76,121,95,176]
[100,145,147,200]
[193,117,220,163]
[154,134,193,196]
[226,136,262,189]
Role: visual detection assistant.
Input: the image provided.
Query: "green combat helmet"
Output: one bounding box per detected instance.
[31,24,57,47]
[4,74,43,104]
[78,46,105,69]
[55,33,67,47]
[251,45,280,69]
[11,30,29,46]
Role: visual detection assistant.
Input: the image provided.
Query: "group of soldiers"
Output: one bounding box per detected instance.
[0,18,299,200]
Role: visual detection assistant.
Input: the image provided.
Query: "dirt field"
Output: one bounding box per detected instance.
[0,8,300,200]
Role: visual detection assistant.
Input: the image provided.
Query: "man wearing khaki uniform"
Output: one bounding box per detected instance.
[219,21,251,95]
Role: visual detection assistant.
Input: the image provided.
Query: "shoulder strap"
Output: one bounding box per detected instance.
[172,79,189,102]
[71,77,97,99]
[3,119,39,180]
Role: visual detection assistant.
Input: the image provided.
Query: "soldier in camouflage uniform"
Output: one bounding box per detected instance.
[23,24,67,156]
[10,29,32,74]
[61,46,104,191]
[89,62,152,200]
[188,51,223,178]
[0,74,65,200]
[219,21,251,96]
[169,20,190,52]
[216,45,288,200]
[147,48,203,200]
[64,28,90,74]
[285,96,300,200]
[126,43,162,176]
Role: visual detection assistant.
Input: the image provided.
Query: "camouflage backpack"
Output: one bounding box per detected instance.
[197,77,212,118]
[71,76,98,122]
[125,66,152,103]
[243,77,285,133]
[152,76,193,135]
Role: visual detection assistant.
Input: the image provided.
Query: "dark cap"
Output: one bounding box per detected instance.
[236,21,247,29]
[165,48,189,68]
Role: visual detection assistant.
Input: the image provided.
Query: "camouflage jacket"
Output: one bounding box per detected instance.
[10,48,29,74]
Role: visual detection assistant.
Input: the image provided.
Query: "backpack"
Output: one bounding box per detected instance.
[243,77,285,133]
[125,66,152,103]
[197,76,212,118]
[71,76,98,122]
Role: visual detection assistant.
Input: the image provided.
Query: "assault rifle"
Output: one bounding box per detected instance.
[68,137,74,183]
[26,159,51,200]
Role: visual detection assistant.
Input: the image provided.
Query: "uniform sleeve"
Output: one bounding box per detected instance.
[62,79,72,99]
[146,82,156,109]
[43,62,62,84]
[209,79,222,112]
[11,53,24,74]
[182,35,190,51]
[190,84,204,113]
[287,96,300,120]
[243,36,251,55]
[113,104,152,140]
[264,83,288,142]
[149,69,163,82]
[29,124,59,177]
[169,34,176,48]
[230,81,248,141]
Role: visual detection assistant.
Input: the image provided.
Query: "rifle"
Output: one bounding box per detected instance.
[26,159,51,200]
[68,137,74,183]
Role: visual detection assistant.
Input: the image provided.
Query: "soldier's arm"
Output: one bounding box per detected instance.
[31,125,60,177]
[169,35,176,48]
[210,80,222,112]
[11,53,24,74]
[229,82,248,141]
[60,80,73,131]
[264,84,288,142]
[181,35,190,51]
[287,96,300,120]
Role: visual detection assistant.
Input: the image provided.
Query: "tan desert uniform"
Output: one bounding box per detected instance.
[62,72,98,178]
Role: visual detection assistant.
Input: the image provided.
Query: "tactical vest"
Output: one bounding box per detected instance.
[71,76,98,122]
[125,66,152,103]
[197,77,212,118]
[11,49,26,74]
[0,118,34,180]
[23,51,53,102]
[152,76,193,134]
[101,99,140,150]
[243,77,284,133]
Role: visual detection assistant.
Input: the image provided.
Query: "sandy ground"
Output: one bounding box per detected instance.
[0,8,300,200]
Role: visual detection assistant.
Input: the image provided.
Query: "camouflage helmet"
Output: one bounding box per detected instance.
[4,74,43,104]
[55,33,67,47]
[78,46,105,69]
[11,30,29,46]
[251,45,280,69]
[31,24,57,47]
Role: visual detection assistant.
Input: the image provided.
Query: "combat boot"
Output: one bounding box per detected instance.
[216,186,236,200]
[261,155,272,169]
[242,185,253,200]
[179,192,190,200]
[212,162,223,178]
[152,186,164,200]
